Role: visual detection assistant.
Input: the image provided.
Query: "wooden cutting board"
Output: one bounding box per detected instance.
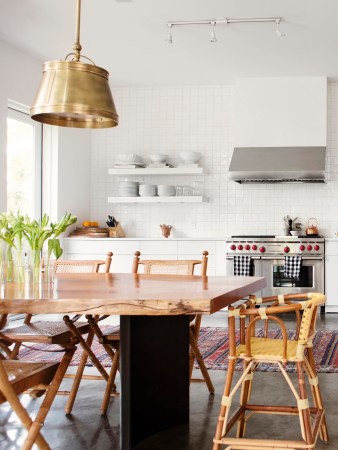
[69,227,109,237]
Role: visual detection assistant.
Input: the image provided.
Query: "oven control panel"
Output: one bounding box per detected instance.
[226,237,324,256]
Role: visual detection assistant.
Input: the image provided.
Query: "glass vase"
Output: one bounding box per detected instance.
[31,249,42,284]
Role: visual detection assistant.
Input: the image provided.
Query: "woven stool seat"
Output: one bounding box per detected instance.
[101,325,120,337]
[2,321,89,344]
[4,360,57,381]
[237,337,299,361]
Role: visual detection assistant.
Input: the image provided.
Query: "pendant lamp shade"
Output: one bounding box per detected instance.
[31,61,118,128]
[30,0,119,129]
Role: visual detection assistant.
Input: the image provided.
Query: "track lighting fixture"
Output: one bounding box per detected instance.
[275,19,286,40]
[210,21,217,43]
[165,23,173,44]
[166,17,285,44]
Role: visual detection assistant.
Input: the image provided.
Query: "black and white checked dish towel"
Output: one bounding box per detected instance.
[284,255,302,278]
[234,255,252,276]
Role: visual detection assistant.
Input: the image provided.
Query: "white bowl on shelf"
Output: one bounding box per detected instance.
[150,154,168,163]
[179,151,201,164]
[139,184,157,196]
[157,184,176,196]
[116,153,142,164]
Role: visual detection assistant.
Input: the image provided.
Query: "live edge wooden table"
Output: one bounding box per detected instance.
[0,273,266,450]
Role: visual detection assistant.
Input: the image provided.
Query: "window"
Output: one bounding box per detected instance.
[7,104,42,218]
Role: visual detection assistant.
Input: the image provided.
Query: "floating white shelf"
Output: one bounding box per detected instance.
[108,167,204,175]
[107,196,206,204]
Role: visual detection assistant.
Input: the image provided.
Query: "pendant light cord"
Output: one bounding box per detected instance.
[73,0,82,61]
[65,0,95,65]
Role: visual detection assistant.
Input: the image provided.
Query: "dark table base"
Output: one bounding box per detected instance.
[120,315,190,450]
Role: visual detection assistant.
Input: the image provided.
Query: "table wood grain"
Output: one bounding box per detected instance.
[0,273,266,316]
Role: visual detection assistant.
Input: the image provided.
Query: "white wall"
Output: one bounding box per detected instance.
[235,77,327,147]
[0,39,91,224]
[90,82,338,238]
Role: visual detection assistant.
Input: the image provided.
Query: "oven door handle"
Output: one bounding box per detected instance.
[260,256,324,261]
[226,256,261,260]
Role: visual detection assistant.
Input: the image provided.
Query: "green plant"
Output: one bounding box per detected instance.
[22,212,77,282]
[48,212,77,261]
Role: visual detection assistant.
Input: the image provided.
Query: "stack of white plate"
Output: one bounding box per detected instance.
[139,184,157,196]
[118,181,139,197]
[157,185,176,196]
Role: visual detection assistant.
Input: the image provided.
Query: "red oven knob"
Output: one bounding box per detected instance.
[284,246,290,253]
[244,244,251,250]
[299,245,305,251]
[314,245,320,251]
[307,245,312,251]
[259,246,266,253]
[237,245,243,250]
[252,244,257,250]
[230,244,236,250]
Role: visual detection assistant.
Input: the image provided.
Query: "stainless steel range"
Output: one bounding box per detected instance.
[226,235,324,298]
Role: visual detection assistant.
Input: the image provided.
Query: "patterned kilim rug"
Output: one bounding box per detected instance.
[16,326,338,373]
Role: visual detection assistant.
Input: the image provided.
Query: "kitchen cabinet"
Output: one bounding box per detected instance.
[325,240,338,312]
[107,167,206,203]
[64,238,227,276]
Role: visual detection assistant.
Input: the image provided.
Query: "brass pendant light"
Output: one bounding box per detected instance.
[30,0,118,128]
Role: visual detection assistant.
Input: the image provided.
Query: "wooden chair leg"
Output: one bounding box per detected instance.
[304,351,329,443]
[0,372,50,450]
[236,363,253,438]
[86,315,118,366]
[296,361,314,450]
[213,357,237,450]
[100,347,120,415]
[63,316,109,380]
[64,329,96,414]
[22,346,76,450]
[189,328,215,394]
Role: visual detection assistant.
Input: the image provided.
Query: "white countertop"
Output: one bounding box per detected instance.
[65,237,225,241]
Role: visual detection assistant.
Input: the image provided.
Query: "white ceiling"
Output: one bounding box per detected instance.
[0,0,338,86]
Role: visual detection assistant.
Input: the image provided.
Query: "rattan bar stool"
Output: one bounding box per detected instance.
[213,292,329,450]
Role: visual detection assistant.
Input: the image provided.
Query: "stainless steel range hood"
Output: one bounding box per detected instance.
[229,147,326,183]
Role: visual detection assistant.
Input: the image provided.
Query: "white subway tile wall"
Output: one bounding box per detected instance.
[90,83,338,238]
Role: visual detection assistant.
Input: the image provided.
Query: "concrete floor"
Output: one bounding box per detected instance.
[0,311,337,449]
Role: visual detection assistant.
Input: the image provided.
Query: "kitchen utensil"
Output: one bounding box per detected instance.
[306,218,319,236]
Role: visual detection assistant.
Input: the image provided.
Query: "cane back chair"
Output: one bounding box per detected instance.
[0,339,77,450]
[86,249,215,416]
[213,292,329,450]
[0,252,114,415]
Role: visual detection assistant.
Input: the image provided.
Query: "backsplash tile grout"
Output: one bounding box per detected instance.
[90,83,338,238]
